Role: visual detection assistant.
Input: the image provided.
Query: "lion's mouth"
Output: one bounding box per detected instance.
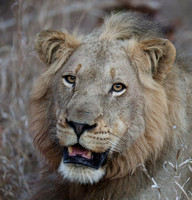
[63,144,109,169]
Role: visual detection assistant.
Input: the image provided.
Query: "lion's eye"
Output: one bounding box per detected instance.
[63,75,76,87]
[65,75,76,84]
[111,83,126,96]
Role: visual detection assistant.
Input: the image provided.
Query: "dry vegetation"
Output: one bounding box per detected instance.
[0,0,192,199]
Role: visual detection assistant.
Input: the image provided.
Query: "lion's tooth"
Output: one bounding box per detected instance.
[68,146,73,154]
[86,151,92,159]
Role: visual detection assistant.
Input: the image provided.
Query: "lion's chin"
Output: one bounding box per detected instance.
[58,161,106,184]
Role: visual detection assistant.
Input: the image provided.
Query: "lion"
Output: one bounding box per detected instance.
[29,12,192,200]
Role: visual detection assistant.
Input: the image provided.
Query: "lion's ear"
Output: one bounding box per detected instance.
[139,38,176,82]
[35,30,81,66]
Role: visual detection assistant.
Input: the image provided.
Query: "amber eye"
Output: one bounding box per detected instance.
[63,75,76,84]
[62,75,76,88]
[111,83,126,93]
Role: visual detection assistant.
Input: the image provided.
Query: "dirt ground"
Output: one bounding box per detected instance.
[0,0,192,199]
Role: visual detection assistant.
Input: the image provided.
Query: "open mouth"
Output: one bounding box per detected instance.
[63,144,109,169]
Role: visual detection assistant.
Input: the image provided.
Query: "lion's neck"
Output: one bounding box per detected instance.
[31,154,171,200]
[32,136,190,200]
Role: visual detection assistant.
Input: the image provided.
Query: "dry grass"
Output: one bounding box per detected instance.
[0,0,192,199]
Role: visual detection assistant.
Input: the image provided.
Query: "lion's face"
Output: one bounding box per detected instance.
[52,40,145,184]
[31,20,175,184]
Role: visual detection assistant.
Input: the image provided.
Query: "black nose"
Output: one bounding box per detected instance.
[66,119,97,139]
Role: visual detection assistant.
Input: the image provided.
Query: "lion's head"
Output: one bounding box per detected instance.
[29,12,176,185]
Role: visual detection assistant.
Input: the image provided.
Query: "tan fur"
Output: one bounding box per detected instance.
[29,12,192,200]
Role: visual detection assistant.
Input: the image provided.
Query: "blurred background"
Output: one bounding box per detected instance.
[0,0,192,199]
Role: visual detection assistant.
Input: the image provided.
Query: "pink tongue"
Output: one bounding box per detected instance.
[69,145,92,159]
[73,145,89,155]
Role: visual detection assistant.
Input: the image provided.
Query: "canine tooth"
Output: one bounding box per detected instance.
[87,151,92,158]
[68,146,73,154]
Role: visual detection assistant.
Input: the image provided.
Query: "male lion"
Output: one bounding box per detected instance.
[29,12,192,200]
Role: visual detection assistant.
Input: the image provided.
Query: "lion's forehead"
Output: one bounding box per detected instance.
[62,40,134,82]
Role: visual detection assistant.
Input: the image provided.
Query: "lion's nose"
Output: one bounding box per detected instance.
[66,119,97,139]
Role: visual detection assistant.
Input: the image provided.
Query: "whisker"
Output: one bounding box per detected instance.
[106,133,127,153]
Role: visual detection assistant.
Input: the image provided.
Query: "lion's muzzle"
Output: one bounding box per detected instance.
[61,119,109,169]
